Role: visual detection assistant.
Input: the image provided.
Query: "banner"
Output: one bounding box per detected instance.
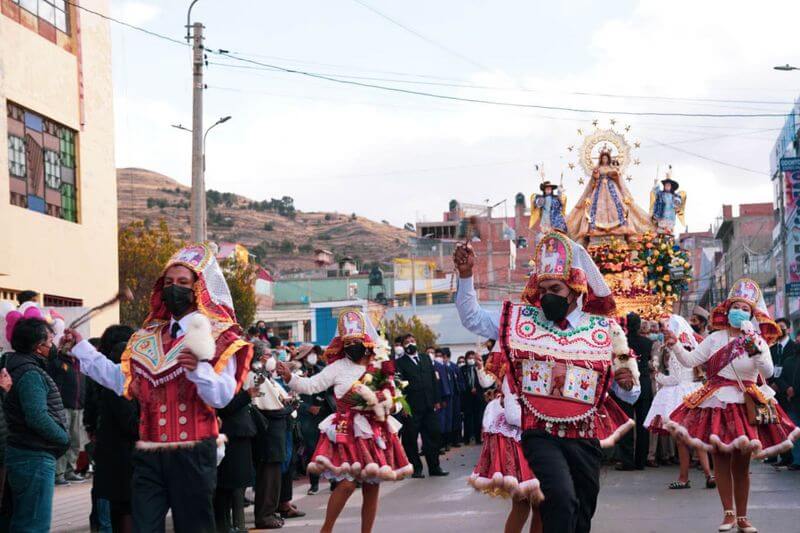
[784,168,800,211]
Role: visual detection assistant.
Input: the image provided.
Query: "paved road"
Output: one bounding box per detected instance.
[53,444,800,532]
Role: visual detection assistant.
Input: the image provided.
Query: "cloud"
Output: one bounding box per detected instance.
[111,1,161,27]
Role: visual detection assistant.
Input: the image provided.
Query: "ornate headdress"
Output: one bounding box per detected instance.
[145,243,237,325]
[710,278,780,343]
[323,309,376,363]
[521,232,616,316]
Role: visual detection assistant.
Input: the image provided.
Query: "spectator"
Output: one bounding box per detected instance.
[0,367,11,508]
[4,318,69,532]
[689,306,711,338]
[432,348,453,452]
[249,341,291,529]
[616,312,653,471]
[46,334,88,485]
[395,334,447,478]
[245,326,259,343]
[255,321,269,341]
[443,348,463,449]
[776,323,800,470]
[92,328,137,533]
[16,290,38,306]
[460,351,484,446]
[215,379,257,533]
[295,345,334,496]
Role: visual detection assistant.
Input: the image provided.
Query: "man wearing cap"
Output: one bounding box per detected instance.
[529,181,568,233]
[454,232,636,533]
[689,305,711,339]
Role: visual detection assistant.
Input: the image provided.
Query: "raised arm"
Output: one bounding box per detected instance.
[455,277,501,340]
[283,361,338,395]
[669,333,714,369]
[71,339,126,396]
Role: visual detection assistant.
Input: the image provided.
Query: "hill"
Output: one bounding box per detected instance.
[116,168,414,273]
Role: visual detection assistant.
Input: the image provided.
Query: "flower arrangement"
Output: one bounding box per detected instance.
[352,353,412,420]
[636,232,692,308]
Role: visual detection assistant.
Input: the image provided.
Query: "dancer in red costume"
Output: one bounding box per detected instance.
[666,278,800,533]
[275,309,411,533]
[455,231,636,533]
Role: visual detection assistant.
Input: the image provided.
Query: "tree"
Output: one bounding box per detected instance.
[383,314,438,351]
[221,258,257,328]
[118,221,183,326]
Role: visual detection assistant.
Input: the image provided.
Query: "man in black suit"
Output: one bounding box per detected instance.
[776,330,800,469]
[616,312,653,471]
[395,334,448,478]
[768,318,795,466]
[460,350,485,446]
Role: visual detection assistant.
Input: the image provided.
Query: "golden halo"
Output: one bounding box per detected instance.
[579,128,632,176]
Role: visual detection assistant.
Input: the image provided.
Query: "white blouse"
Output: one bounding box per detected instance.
[670,329,774,405]
[287,358,368,399]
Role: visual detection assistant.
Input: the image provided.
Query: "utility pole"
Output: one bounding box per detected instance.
[410,248,417,315]
[190,21,205,242]
[486,204,494,301]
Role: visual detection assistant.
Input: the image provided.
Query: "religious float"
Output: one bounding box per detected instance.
[529,121,691,318]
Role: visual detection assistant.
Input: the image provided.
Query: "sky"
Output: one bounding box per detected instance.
[108,0,800,234]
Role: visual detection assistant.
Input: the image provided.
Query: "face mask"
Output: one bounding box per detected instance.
[404,343,418,355]
[690,323,702,334]
[264,357,276,372]
[306,353,318,366]
[344,343,367,362]
[393,346,405,356]
[541,293,570,323]
[162,284,194,317]
[258,326,267,333]
[647,333,664,342]
[727,308,751,329]
[276,350,288,362]
[434,356,444,364]
[458,362,466,367]
[466,359,475,366]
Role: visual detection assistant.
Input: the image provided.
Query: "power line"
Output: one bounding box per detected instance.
[642,137,768,176]
[349,0,490,71]
[65,0,187,47]
[213,52,794,119]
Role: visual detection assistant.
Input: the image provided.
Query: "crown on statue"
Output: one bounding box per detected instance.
[599,144,613,157]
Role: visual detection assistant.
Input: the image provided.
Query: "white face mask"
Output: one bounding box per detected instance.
[466,359,476,366]
[434,356,444,364]
[264,357,277,372]
[393,346,405,356]
[458,362,465,367]
[306,353,318,366]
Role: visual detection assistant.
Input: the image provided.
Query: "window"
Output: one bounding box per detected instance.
[6,101,78,223]
[43,294,83,307]
[13,0,69,33]
[44,150,61,189]
[8,136,26,177]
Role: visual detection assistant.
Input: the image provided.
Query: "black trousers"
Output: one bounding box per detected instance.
[462,392,484,444]
[521,430,602,533]
[213,487,245,533]
[254,462,282,526]
[616,395,651,469]
[401,406,441,472]
[131,438,217,533]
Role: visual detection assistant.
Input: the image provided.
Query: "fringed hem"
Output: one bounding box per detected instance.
[135,435,223,451]
[599,418,635,448]
[666,422,800,459]
[306,454,414,482]
[467,473,544,504]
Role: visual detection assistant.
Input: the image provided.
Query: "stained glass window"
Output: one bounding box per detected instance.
[6,101,78,223]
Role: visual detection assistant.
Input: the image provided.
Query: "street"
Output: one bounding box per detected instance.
[52,443,800,533]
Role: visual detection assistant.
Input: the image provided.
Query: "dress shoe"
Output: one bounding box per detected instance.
[429,468,449,477]
[646,460,659,468]
[450,442,461,448]
[411,470,426,479]
[615,464,636,471]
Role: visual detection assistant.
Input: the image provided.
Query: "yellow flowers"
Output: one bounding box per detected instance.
[362,374,373,385]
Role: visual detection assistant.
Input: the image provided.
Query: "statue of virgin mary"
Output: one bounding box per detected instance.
[566,148,654,241]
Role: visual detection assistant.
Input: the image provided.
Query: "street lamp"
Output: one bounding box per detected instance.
[203,116,232,171]
[773,64,799,71]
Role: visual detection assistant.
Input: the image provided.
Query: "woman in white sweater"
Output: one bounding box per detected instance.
[665,279,798,533]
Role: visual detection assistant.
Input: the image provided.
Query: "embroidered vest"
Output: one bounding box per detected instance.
[125,323,218,446]
[499,302,613,437]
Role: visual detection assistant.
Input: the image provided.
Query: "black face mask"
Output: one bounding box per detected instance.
[259,327,267,333]
[690,323,701,334]
[162,284,194,317]
[541,293,570,323]
[404,343,418,355]
[344,343,367,362]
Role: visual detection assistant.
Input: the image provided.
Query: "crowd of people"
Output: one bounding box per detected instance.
[0,232,798,533]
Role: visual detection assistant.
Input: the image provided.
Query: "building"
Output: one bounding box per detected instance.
[769,95,800,324]
[711,203,775,309]
[678,229,720,315]
[414,194,535,302]
[0,1,118,334]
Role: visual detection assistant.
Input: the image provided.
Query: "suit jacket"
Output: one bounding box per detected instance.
[772,340,796,405]
[448,362,465,394]
[396,353,441,414]
[776,350,800,411]
[770,339,795,369]
[627,333,654,400]
[460,364,481,395]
